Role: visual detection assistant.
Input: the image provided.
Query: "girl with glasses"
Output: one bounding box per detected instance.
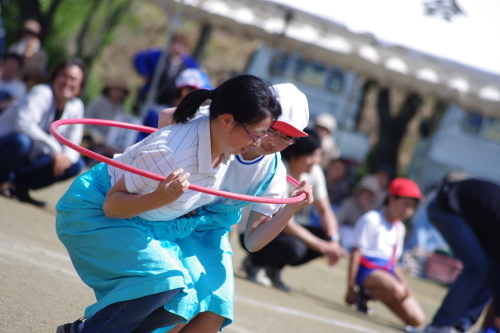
[55,75,314,333]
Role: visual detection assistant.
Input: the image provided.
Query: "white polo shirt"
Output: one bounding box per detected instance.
[220,154,286,233]
[109,116,233,221]
[352,210,406,260]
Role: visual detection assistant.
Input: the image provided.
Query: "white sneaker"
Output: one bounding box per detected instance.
[255,268,272,287]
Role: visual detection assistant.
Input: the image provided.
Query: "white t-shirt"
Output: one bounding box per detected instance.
[232,154,287,233]
[109,116,233,221]
[0,84,83,163]
[352,210,406,260]
[289,163,328,226]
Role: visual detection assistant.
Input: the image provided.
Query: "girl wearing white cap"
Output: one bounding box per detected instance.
[156,84,342,332]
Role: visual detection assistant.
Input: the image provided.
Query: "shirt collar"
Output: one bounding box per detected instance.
[197,116,233,174]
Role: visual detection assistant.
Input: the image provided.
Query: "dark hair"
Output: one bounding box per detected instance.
[282,128,321,160]
[383,195,419,207]
[2,53,24,68]
[173,74,281,126]
[49,58,87,91]
[370,162,396,181]
[172,32,190,47]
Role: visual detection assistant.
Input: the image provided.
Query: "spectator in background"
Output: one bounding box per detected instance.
[368,162,396,208]
[242,129,346,291]
[8,19,48,80]
[85,79,130,158]
[0,53,27,113]
[345,178,425,328]
[22,69,46,91]
[325,157,352,212]
[314,112,340,170]
[422,178,500,333]
[337,174,380,252]
[136,68,208,142]
[0,59,86,206]
[132,32,199,112]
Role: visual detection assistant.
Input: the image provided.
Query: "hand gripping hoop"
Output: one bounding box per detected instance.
[50,118,305,204]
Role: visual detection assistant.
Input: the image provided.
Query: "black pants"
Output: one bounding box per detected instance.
[239,226,328,269]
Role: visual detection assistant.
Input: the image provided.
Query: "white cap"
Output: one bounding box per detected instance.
[314,113,337,133]
[271,83,309,137]
[175,68,204,89]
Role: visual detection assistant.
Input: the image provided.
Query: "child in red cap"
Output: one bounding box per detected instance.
[345,177,425,329]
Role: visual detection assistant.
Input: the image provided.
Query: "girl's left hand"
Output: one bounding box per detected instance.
[289,180,314,210]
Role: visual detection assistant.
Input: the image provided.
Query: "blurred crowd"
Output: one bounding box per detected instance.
[0,19,498,333]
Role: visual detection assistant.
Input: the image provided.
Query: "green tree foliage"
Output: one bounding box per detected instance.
[3,0,130,72]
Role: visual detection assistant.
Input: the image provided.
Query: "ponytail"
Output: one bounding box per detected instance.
[173,89,212,123]
[173,74,282,126]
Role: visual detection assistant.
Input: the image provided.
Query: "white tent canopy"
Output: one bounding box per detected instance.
[165,0,500,116]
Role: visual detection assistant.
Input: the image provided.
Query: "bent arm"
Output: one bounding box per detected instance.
[244,205,298,252]
[244,181,313,251]
[104,177,166,218]
[103,169,190,219]
[282,218,323,250]
[345,247,362,304]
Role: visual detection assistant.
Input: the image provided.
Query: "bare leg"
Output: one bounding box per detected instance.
[178,311,226,333]
[363,270,425,327]
[168,323,186,333]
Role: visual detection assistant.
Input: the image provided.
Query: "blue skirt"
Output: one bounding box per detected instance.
[56,163,238,328]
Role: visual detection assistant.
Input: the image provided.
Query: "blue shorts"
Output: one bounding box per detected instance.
[356,256,397,287]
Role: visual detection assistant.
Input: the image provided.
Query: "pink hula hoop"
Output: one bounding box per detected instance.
[49,118,305,204]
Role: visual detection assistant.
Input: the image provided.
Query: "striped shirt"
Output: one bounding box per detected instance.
[108,116,233,221]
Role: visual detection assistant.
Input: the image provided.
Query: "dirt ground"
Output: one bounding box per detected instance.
[0,178,480,333]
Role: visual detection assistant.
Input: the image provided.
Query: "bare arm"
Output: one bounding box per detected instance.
[314,196,339,238]
[345,247,362,305]
[282,219,345,265]
[244,181,313,252]
[103,169,190,219]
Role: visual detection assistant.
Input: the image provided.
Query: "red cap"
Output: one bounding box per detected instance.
[388,178,423,200]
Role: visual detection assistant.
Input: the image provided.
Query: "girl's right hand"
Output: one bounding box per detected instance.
[154,169,190,204]
[289,180,314,210]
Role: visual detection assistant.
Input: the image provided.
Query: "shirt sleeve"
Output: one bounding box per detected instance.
[352,212,374,252]
[123,142,179,194]
[250,159,287,217]
[310,164,328,201]
[15,85,63,156]
[61,99,84,163]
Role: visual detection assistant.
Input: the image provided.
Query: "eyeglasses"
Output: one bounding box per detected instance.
[267,128,296,145]
[240,123,271,143]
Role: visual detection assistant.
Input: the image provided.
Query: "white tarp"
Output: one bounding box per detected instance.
[165,0,500,115]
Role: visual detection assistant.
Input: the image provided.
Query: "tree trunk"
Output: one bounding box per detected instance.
[370,87,422,175]
[18,0,64,40]
[192,24,212,63]
[354,79,375,129]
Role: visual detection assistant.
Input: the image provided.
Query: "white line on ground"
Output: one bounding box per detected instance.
[235,295,387,333]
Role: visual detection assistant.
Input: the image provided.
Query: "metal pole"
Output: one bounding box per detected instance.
[139,0,185,118]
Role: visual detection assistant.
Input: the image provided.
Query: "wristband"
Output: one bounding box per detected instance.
[330,235,340,243]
